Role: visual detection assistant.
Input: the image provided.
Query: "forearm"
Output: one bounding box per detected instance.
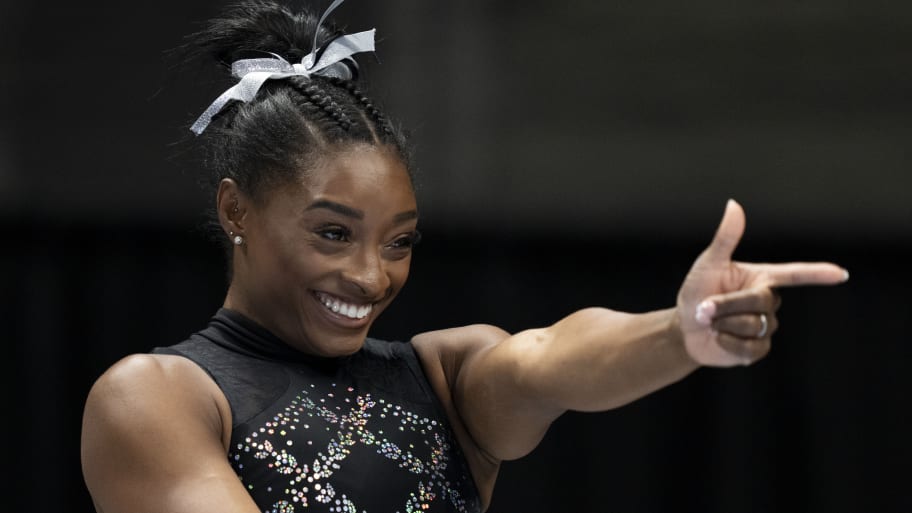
[517,307,698,413]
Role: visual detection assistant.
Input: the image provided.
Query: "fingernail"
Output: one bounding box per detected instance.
[842,269,850,282]
[695,300,716,326]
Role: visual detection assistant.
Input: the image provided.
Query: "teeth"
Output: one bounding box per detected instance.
[316,292,372,320]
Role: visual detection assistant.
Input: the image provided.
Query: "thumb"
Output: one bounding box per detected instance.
[703,199,746,263]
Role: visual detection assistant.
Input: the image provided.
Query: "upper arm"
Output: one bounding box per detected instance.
[80,354,260,513]
[413,324,563,463]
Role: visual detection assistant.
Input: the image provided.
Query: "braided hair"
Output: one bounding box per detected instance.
[184,0,412,220]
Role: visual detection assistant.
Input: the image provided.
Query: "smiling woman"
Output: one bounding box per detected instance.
[78,1,849,513]
[219,144,420,356]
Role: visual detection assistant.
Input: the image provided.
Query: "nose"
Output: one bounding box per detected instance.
[341,245,390,298]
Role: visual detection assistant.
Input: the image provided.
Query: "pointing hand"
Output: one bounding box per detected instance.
[676,200,848,367]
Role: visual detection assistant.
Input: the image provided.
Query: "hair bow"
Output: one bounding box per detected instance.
[189,28,375,135]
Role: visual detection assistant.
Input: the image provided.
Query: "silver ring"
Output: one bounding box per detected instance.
[757,314,769,338]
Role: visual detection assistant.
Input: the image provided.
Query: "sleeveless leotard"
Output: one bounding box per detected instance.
[152,308,482,513]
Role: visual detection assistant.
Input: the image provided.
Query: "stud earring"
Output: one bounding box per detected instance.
[229,231,244,246]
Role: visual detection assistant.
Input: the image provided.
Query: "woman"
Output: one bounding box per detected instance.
[79,2,848,512]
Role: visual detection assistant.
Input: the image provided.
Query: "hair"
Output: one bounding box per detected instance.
[180,0,413,256]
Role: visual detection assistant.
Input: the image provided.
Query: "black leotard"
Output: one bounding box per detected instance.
[152,308,481,513]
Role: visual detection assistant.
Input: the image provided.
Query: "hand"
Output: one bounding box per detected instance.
[676,199,848,367]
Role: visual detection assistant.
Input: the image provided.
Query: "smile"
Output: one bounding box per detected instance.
[314,291,373,320]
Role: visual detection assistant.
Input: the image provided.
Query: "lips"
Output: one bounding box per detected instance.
[313,291,373,320]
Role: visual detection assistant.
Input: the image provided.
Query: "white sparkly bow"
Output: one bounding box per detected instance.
[189,28,376,135]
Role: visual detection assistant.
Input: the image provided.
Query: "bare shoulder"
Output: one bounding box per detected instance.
[85,353,224,423]
[411,324,511,368]
[82,353,230,456]
[81,353,249,513]
[410,324,512,416]
[90,352,208,392]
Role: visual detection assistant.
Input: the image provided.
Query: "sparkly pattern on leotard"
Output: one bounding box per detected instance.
[151,308,481,513]
[232,383,474,513]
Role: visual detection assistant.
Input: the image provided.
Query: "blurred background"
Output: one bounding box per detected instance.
[3,0,910,512]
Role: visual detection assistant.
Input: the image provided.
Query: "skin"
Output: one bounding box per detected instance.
[81,144,848,513]
[220,144,420,357]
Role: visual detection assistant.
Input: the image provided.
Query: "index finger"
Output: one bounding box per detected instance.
[740,262,849,288]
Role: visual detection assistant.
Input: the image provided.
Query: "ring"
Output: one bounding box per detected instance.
[757,314,769,338]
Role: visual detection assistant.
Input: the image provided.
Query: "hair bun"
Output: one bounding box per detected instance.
[190,0,339,68]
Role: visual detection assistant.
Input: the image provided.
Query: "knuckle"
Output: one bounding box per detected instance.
[752,341,771,359]
[769,317,779,336]
[758,288,776,308]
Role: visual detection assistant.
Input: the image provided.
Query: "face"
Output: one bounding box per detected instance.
[227,144,418,357]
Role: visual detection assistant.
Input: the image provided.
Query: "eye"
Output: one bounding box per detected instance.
[388,230,422,250]
[316,225,351,242]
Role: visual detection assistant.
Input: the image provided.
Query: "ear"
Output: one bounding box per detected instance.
[216,178,250,240]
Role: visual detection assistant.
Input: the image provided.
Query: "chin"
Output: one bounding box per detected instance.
[293,317,375,358]
[323,332,370,357]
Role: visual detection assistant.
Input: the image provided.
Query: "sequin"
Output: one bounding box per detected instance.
[270,500,294,513]
[229,384,476,512]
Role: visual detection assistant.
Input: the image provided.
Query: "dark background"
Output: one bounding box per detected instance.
[3,1,910,512]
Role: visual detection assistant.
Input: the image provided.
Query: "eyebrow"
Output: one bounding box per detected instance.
[305,199,419,224]
[306,200,363,219]
[393,210,420,224]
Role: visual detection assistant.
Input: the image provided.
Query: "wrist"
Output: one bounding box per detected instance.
[666,306,702,369]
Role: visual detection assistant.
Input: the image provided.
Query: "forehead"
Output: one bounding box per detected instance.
[306,144,412,193]
[273,144,416,213]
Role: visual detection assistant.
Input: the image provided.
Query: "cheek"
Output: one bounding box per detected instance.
[251,236,312,285]
[388,256,413,290]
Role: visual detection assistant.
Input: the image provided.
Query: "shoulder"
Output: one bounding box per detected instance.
[82,356,254,512]
[411,324,511,365]
[83,352,230,451]
[87,352,215,404]
[411,324,516,390]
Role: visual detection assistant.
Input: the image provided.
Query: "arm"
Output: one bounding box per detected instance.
[80,354,260,513]
[418,308,696,463]
[416,200,848,463]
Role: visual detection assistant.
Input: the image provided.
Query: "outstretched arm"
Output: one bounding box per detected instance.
[414,199,848,464]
